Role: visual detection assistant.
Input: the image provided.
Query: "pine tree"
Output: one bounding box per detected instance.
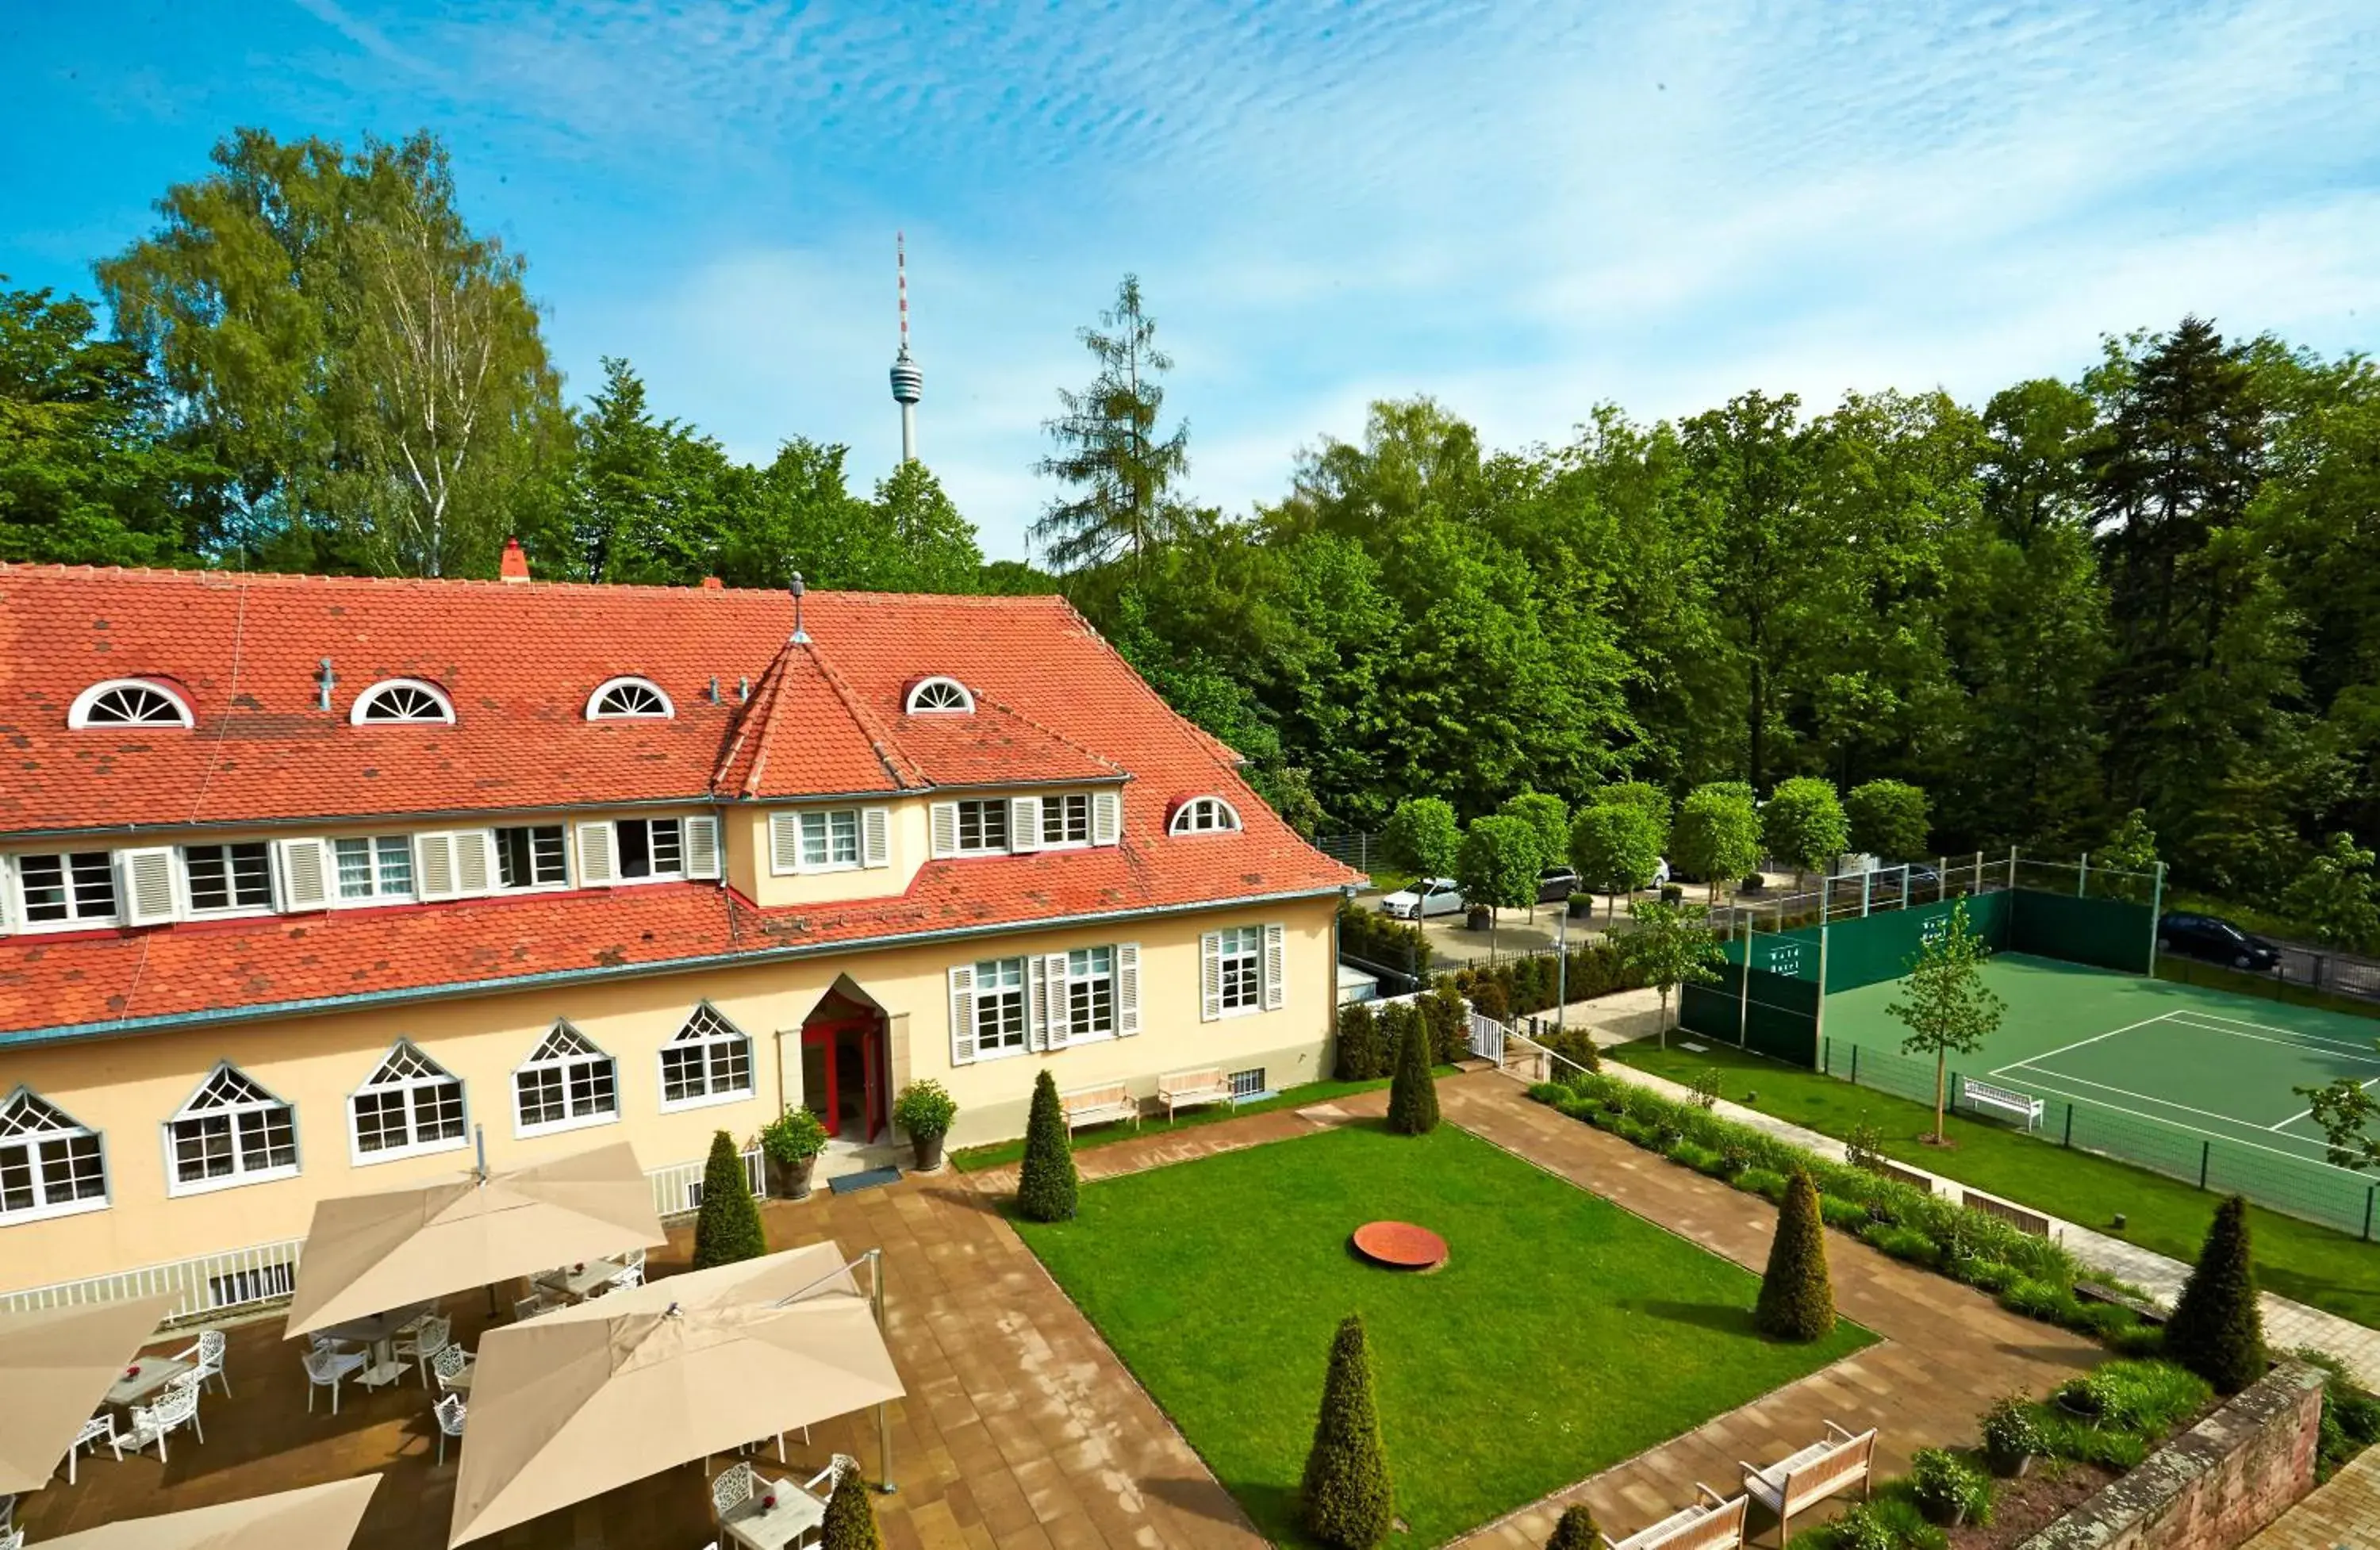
[2164,1195,2266,1393]
[1017,1070,1079,1222]
[1754,1170,1835,1341]
[1545,1503,1601,1550]
[1301,1314,1394,1549]
[1385,1005,1439,1135]
[819,1460,881,1550]
[692,1129,766,1269]
[1031,274,1190,575]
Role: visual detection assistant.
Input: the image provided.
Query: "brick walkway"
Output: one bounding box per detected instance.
[2240,1444,2380,1549]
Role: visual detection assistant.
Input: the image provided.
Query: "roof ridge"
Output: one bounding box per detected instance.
[0,562,1079,608]
[972,692,1127,777]
[731,646,804,799]
[803,642,928,790]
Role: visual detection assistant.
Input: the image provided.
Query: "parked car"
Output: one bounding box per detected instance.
[1535,865,1581,904]
[2157,911,2281,972]
[1380,877,1465,921]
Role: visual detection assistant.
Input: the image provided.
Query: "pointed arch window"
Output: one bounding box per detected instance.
[0,1088,109,1223]
[350,679,455,725]
[514,1022,620,1135]
[349,1042,467,1163]
[587,677,675,720]
[658,1003,754,1110]
[167,1063,298,1195]
[903,677,973,714]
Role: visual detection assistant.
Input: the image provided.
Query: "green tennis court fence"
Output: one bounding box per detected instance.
[1818,1037,2380,1240]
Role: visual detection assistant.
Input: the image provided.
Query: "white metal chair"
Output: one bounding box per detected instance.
[710,1460,756,1522]
[1,1526,21,1550]
[432,1341,476,1395]
[170,1327,231,1398]
[395,1314,451,1387]
[512,1294,558,1323]
[434,1393,468,1465]
[607,1251,646,1291]
[111,1376,203,1464]
[61,1412,117,1484]
[303,1343,367,1415]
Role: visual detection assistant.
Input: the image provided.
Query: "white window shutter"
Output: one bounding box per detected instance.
[769,812,802,876]
[1264,922,1288,1011]
[929,802,958,860]
[413,832,460,902]
[0,857,15,935]
[1116,942,1142,1036]
[274,838,332,911]
[1200,930,1223,1022]
[1042,952,1071,1049]
[862,807,890,868]
[685,815,722,880]
[454,829,494,896]
[1009,796,1042,853]
[1092,789,1121,846]
[1027,956,1049,1050]
[576,822,617,887]
[947,965,977,1065]
[119,847,178,927]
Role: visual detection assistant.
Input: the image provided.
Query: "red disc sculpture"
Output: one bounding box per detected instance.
[1352,1220,1449,1272]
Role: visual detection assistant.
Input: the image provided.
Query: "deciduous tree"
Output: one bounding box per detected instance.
[1383,796,1461,881]
[1621,898,1725,1047]
[1885,900,2006,1144]
[1569,803,1663,923]
[1846,779,1930,861]
[1762,777,1850,884]
[1458,814,1543,954]
[1672,784,1763,903]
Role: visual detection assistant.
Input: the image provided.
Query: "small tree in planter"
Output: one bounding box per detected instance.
[693,1129,766,1269]
[893,1080,959,1172]
[1761,777,1849,887]
[2164,1194,2266,1393]
[1017,1070,1078,1222]
[1543,1503,1600,1550]
[1301,1314,1393,1549]
[819,1458,881,1550]
[1457,814,1543,957]
[1753,1169,1834,1341]
[1386,1002,1440,1135]
[759,1107,830,1199]
[1979,1394,2044,1477]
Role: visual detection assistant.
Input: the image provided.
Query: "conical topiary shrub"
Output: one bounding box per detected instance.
[1017,1069,1079,1222]
[1301,1314,1393,1549]
[1385,1005,1439,1135]
[819,1458,881,1550]
[693,1128,766,1269]
[1753,1168,1834,1341]
[2165,1195,2265,1393]
[1544,1503,1600,1550]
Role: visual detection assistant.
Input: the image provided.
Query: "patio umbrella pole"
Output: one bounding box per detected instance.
[871,1247,896,1493]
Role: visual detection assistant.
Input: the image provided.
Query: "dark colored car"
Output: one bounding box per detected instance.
[2157,911,2282,972]
[1536,865,1581,905]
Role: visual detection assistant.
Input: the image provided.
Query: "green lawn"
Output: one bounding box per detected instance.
[1606,1037,2380,1331]
[1015,1123,1873,1545]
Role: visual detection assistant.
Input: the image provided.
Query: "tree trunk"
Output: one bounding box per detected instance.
[1933,1052,1948,1144]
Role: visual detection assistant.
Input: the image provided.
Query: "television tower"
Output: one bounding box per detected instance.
[889,232,922,463]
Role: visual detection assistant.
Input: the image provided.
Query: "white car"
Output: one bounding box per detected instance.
[1380,877,1465,920]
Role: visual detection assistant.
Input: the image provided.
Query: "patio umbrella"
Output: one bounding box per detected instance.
[29,1475,380,1548]
[448,1241,904,1547]
[285,1141,666,1337]
[0,1294,177,1493]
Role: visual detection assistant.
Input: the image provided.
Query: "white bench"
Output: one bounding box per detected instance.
[1957,1079,2045,1130]
[1739,1421,1875,1543]
[1598,1487,1746,1550]
[1156,1068,1237,1122]
[1058,1082,1140,1134]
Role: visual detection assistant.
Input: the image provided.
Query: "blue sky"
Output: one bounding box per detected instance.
[5,1,2377,559]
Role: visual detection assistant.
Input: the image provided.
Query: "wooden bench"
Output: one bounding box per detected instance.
[1598,1486,1746,1550]
[1156,1068,1236,1122]
[1956,1078,2044,1130]
[1058,1082,1140,1134]
[1869,1159,1936,1194]
[1961,1187,2055,1239]
[1738,1421,1875,1543]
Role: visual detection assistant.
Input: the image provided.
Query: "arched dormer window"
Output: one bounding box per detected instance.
[350,679,455,726]
[1169,796,1244,835]
[904,677,973,714]
[587,677,674,720]
[67,679,193,730]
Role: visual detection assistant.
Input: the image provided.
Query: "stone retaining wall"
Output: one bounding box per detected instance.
[2019,1360,2328,1550]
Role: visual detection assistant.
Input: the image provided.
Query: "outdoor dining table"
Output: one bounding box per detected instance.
[720,1479,824,1550]
[317,1299,439,1391]
[532,1258,624,1304]
[104,1355,192,1409]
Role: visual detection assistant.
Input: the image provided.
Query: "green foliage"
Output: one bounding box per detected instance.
[2294,1068,2380,1172]
[1908,1448,1991,1527]
[1337,902,1429,972]
[1762,777,1850,878]
[1543,1503,1599,1550]
[1300,1314,1394,1549]
[1460,814,1545,918]
[1672,785,1763,902]
[1335,1001,1385,1081]
[758,1106,829,1165]
[1383,796,1462,879]
[1386,1001,1441,1134]
[1498,790,1572,872]
[1755,1170,1836,1341]
[2164,1195,2266,1392]
[1033,274,1191,573]
[1594,781,1672,852]
[1017,1071,1079,1222]
[1423,976,1471,1064]
[1885,900,2007,1142]
[1846,780,1930,861]
[692,1130,766,1269]
[819,1460,883,1550]
[892,1080,959,1140]
[2281,831,2380,953]
[1799,1486,1945,1549]
[1979,1395,2045,1472]
[2098,808,2161,876]
[1568,802,1664,916]
[1619,897,1725,1040]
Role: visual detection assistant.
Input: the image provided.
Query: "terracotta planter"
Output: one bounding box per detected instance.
[766,1153,818,1200]
[911,1133,946,1172]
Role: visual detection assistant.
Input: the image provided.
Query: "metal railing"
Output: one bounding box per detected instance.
[646,1145,766,1220]
[1313,831,1380,874]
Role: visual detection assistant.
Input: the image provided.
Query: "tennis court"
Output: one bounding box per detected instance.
[1822,954,2380,1167]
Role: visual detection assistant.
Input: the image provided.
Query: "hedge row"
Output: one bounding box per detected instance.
[1338,905,1430,973]
[1453,943,1646,1020]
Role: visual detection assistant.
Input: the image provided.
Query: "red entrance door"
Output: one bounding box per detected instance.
[800,1018,882,1141]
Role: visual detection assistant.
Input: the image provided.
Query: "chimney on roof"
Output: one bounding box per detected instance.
[499,537,532,583]
[789,572,810,645]
[701,575,724,590]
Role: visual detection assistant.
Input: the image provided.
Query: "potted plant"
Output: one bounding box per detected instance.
[893,1080,959,1172]
[1980,1394,2043,1477]
[759,1107,829,1199]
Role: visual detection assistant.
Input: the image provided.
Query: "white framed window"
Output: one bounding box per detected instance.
[12,850,118,927]
[956,800,1008,854]
[67,679,193,730]
[904,677,973,714]
[770,808,889,875]
[1230,1068,1268,1099]
[333,835,416,903]
[350,679,455,725]
[0,1088,109,1225]
[494,825,569,890]
[1066,946,1115,1042]
[349,1042,468,1164]
[166,1064,298,1195]
[1202,923,1286,1021]
[1169,796,1244,835]
[970,957,1029,1057]
[182,842,273,914]
[801,810,861,869]
[1218,926,1263,1013]
[615,817,684,881]
[1041,794,1092,848]
[513,1022,619,1136]
[587,676,674,719]
[659,1004,754,1110]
